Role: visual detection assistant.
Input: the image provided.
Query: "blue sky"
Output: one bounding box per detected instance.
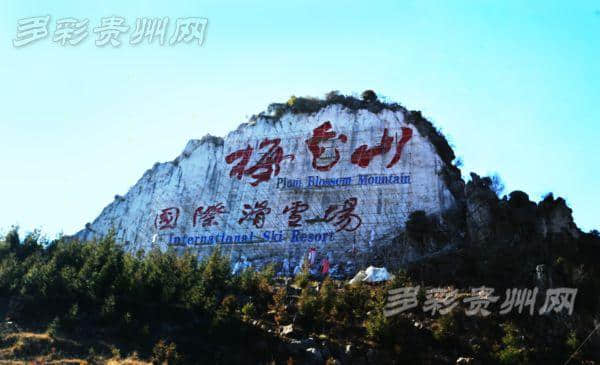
[0,0,598,238]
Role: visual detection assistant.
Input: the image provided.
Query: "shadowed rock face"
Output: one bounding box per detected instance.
[465,173,498,245]
[75,99,465,274]
[463,173,581,249]
[537,194,580,238]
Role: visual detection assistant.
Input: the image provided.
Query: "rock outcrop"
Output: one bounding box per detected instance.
[465,173,498,245]
[537,193,580,238]
[74,94,464,273]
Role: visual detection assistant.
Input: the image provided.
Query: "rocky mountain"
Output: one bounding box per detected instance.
[7,92,596,364]
[74,92,466,275]
[75,92,584,278]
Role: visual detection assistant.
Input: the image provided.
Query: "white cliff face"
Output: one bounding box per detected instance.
[76,104,458,274]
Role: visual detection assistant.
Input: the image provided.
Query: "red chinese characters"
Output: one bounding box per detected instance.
[305,121,348,171]
[225,138,295,186]
[226,123,412,181]
[225,145,253,180]
[193,202,226,227]
[283,200,309,227]
[324,197,362,232]
[351,128,393,167]
[350,127,413,168]
[238,200,272,228]
[386,127,413,168]
[245,138,295,186]
[154,207,180,230]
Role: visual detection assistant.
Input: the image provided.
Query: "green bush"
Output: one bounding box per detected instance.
[271,286,289,325]
[365,308,391,343]
[241,301,256,320]
[297,286,319,330]
[565,330,579,352]
[334,283,371,324]
[47,316,62,338]
[216,294,237,321]
[151,340,181,365]
[293,265,310,289]
[0,230,244,337]
[496,323,530,365]
[1,222,599,363]
[432,312,457,342]
[319,277,336,315]
[361,90,377,102]
[364,288,412,348]
[259,262,276,285]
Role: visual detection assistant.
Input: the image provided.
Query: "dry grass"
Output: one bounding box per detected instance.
[106,356,151,365]
[0,332,53,359]
[0,331,153,365]
[0,332,88,364]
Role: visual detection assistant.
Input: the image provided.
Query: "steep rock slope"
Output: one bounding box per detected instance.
[75,95,464,274]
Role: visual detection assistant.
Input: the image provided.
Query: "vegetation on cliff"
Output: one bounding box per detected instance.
[1,186,599,364]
